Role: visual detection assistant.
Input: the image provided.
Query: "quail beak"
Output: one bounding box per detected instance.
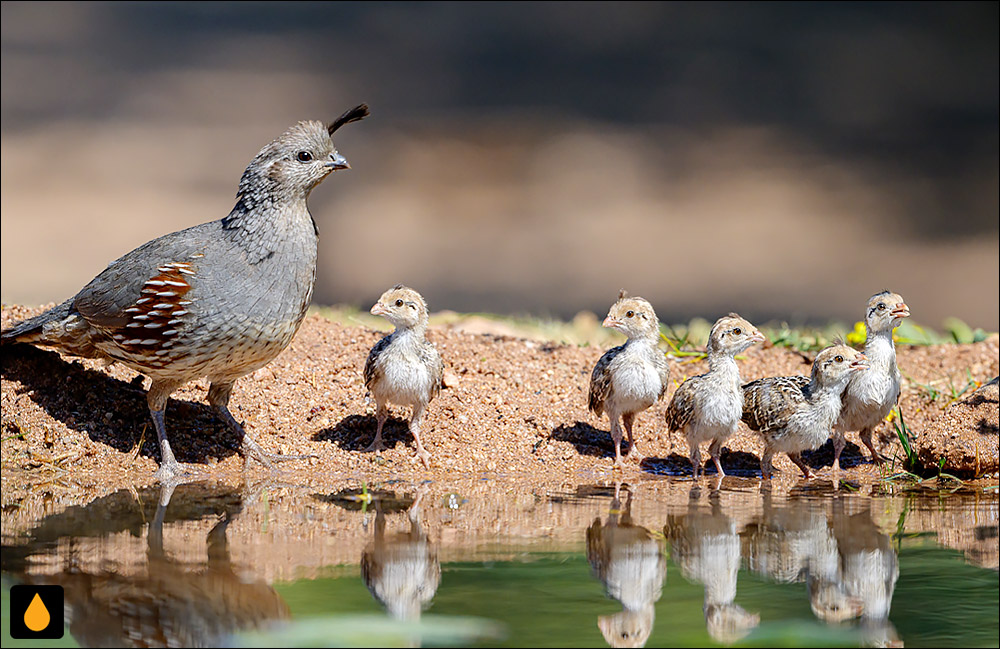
[602,316,620,330]
[751,331,767,344]
[890,303,910,319]
[370,303,388,317]
[326,152,350,170]
[850,355,869,372]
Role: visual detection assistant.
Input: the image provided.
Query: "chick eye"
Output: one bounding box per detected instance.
[877,302,886,310]
[733,328,742,335]
[626,310,634,318]
[395,299,404,307]
[296,151,313,162]
[835,355,844,363]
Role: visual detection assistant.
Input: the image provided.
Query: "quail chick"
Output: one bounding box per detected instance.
[832,291,909,469]
[741,344,869,479]
[364,285,443,468]
[1,105,370,480]
[589,290,670,469]
[665,314,765,478]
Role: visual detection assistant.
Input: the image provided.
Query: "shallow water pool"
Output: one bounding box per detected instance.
[2,477,997,647]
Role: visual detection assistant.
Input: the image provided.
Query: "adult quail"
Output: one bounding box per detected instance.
[2,104,370,480]
[832,290,909,469]
[588,290,670,469]
[665,314,765,478]
[741,344,868,479]
[363,284,443,468]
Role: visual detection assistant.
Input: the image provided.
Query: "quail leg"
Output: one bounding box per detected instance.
[208,382,313,469]
[859,427,888,465]
[689,440,703,479]
[832,430,846,472]
[708,438,726,478]
[148,379,199,481]
[788,452,815,479]
[610,416,625,469]
[760,447,776,480]
[408,402,431,469]
[365,402,389,452]
[622,412,643,463]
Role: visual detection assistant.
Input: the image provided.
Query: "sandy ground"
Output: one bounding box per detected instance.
[2,304,997,495]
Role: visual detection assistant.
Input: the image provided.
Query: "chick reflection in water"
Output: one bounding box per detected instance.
[742,492,863,625]
[7,482,289,647]
[361,487,441,625]
[664,484,759,645]
[832,498,902,647]
[586,483,666,648]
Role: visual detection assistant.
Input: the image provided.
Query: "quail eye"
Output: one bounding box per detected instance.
[296,151,313,163]
[734,327,742,335]
[835,355,844,363]
[877,302,886,310]
[626,310,634,318]
[395,299,404,307]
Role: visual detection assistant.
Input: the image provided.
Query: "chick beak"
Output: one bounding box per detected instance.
[850,355,869,371]
[890,304,910,319]
[602,316,619,330]
[370,303,388,316]
[326,152,350,170]
[751,331,767,344]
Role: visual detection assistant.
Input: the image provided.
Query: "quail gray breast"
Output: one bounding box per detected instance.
[2,104,370,480]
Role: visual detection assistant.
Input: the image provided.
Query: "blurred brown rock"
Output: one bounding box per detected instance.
[915,377,999,477]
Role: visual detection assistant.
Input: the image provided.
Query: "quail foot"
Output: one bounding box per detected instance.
[832,291,909,470]
[588,290,670,469]
[665,314,765,478]
[2,104,370,480]
[741,344,868,479]
[363,285,444,468]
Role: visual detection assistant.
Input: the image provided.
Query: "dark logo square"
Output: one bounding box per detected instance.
[9,584,64,639]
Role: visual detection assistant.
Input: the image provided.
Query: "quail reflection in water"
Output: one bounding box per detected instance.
[586,483,667,648]
[663,483,760,645]
[831,498,902,648]
[2,482,290,647]
[361,486,441,624]
[742,489,901,647]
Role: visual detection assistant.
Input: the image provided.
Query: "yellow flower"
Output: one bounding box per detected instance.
[846,321,867,347]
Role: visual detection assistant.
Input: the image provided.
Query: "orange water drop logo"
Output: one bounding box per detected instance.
[24,592,51,632]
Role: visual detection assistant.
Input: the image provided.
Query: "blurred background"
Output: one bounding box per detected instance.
[2,2,997,329]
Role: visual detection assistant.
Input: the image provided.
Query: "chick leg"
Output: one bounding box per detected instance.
[832,430,846,472]
[788,452,815,479]
[688,437,702,479]
[365,402,389,452]
[622,412,643,462]
[859,427,887,465]
[610,415,625,469]
[708,437,727,478]
[760,447,776,480]
[409,402,431,469]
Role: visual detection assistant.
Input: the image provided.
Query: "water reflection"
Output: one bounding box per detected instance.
[586,483,666,648]
[360,486,441,623]
[742,490,901,646]
[831,499,902,648]
[2,482,289,646]
[664,484,759,645]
